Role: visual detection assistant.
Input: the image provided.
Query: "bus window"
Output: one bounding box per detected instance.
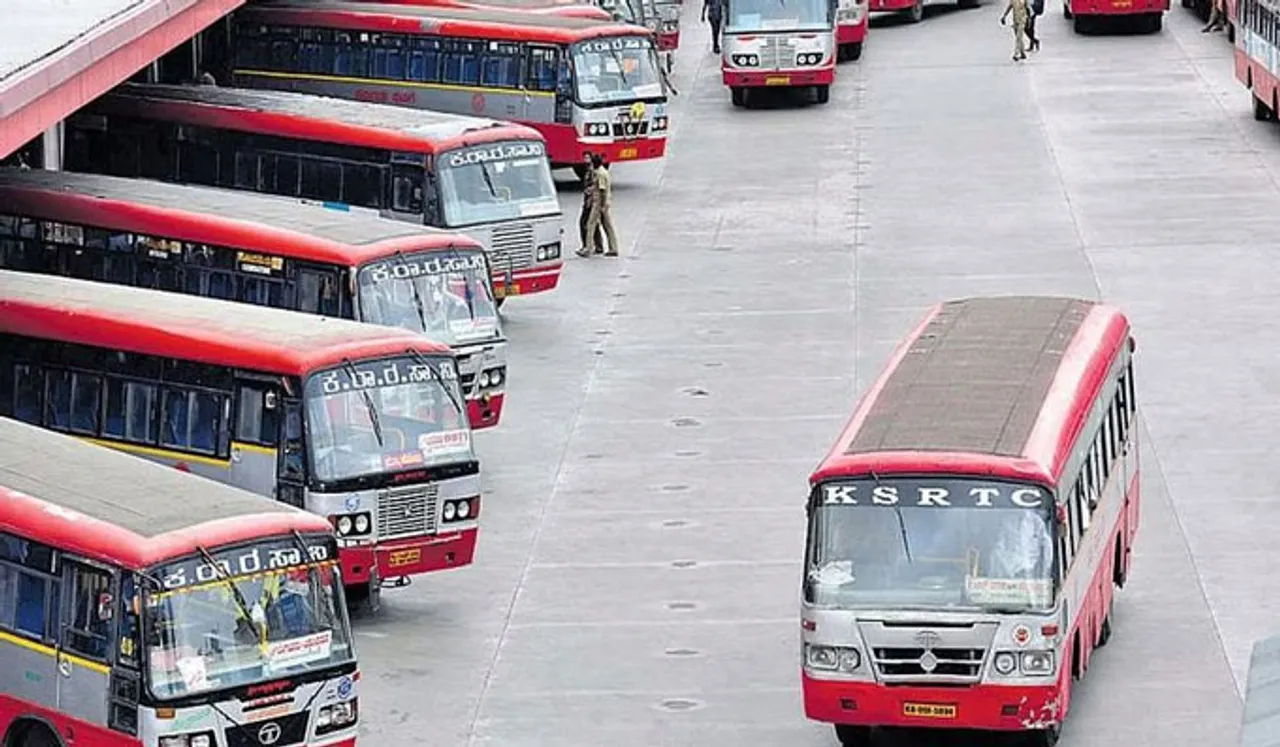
[117,574,141,668]
[104,378,158,445]
[64,562,113,661]
[44,369,102,435]
[13,363,42,425]
[300,159,343,203]
[527,46,559,91]
[482,44,522,88]
[297,267,342,317]
[236,383,281,447]
[408,38,443,83]
[240,273,285,307]
[342,163,384,210]
[160,386,225,455]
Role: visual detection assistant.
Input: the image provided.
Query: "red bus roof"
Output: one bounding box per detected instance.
[0,417,334,570]
[374,0,614,20]
[240,0,653,44]
[811,296,1131,488]
[89,83,548,156]
[0,168,483,269]
[0,270,452,376]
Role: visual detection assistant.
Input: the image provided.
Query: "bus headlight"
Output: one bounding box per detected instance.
[1020,651,1055,675]
[442,498,478,523]
[805,644,860,672]
[732,54,760,66]
[317,698,359,735]
[444,501,457,521]
[159,733,214,747]
[536,242,561,261]
[993,651,1017,675]
[354,513,370,534]
[337,516,353,535]
[331,512,373,537]
[585,122,610,137]
[797,53,822,66]
[652,116,669,131]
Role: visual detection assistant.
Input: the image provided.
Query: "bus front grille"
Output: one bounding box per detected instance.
[376,483,440,540]
[490,222,536,273]
[225,712,309,747]
[760,36,794,69]
[872,647,985,680]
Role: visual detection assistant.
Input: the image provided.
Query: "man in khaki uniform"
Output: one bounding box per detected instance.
[1000,0,1029,61]
[585,153,619,256]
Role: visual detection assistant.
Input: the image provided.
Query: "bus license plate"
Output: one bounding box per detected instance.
[765,75,791,86]
[618,147,639,159]
[388,548,422,568]
[903,702,957,719]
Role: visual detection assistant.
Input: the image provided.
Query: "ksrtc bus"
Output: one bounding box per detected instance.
[1063,0,1166,32]
[802,296,1139,747]
[0,167,510,430]
[67,82,563,304]
[1235,0,1280,120]
[722,0,837,106]
[0,416,358,747]
[0,270,481,612]
[366,0,616,20]
[215,0,671,170]
[835,0,868,60]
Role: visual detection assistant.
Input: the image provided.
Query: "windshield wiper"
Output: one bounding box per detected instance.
[868,470,914,564]
[391,251,430,334]
[196,545,264,648]
[406,348,466,423]
[607,46,630,85]
[477,161,500,199]
[340,358,384,448]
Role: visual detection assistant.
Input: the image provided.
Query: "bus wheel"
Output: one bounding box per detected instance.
[1145,12,1163,31]
[815,85,831,104]
[11,722,61,747]
[731,87,747,107]
[1027,724,1062,747]
[1254,95,1276,122]
[1072,14,1088,32]
[834,724,872,747]
[906,0,925,22]
[1097,603,1114,648]
[1063,3,1072,17]
[843,42,864,61]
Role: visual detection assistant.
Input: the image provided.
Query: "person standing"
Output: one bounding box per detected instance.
[1026,0,1043,51]
[585,154,619,257]
[576,153,603,257]
[1203,0,1226,31]
[1000,0,1030,61]
[703,0,727,54]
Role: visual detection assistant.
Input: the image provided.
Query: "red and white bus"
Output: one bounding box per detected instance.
[0,167,510,430]
[216,0,671,171]
[1234,0,1280,121]
[721,0,837,106]
[0,270,481,613]
[802,296,1139,747]
[68,82,563,304]
[0,416,358,747]
[835,0,868,61]
[1063,0,1166,32]
[370,0,616,20]
[866,0,970,25]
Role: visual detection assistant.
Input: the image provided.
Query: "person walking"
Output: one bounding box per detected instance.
[1203,0,1226,31]
[576,153,604,257]
[703,0,726,54]
[1000,0,1030,61]
[1026,0,1043,51]
[585,154,619,257]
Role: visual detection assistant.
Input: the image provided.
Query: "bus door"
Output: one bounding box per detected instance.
[277,397,308,510]
[107,574,143,738]
[232,376,284,497]
[555,48,576,133]
[527,45,560,124]
[56,560,114,724]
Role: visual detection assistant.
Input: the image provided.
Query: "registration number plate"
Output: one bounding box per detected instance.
[618,147,639,159]
[903,702,957,719]
[387,548,422,568]
[765,75,791,86]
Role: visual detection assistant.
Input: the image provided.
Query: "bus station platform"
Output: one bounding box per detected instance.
[0,0,242,161]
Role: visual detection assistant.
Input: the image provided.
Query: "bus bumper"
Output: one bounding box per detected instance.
[341,529,478,585]
[870,0,915,10]
[802,675,1062,731]
[493,262,563,299]
[467,391,505,430]
[723,67,835,88]
[837,20,868,43]
[540,122,668,166]
[1069,0,1166,12]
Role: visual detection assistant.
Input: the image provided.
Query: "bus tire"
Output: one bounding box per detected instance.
[7,721,63,747]
[1063,2,1073,17]
[731,87,747,107]
[347,581,381,616]
[1254,95,1275,122]
[1072,14,1088,32]
[815,85,831,104]
[906,0,925,22]
[844,42,864,61]
[834,724,872,746]
[1146,12,1163,31]
[1097,603,1114,648]
[1113,537,1127,587]
[1227,21,1235,41]
[1027,724,1062,747]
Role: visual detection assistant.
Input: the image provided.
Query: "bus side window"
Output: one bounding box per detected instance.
[236,383,281,447]
[103,377,158,445]
[391,163,426,217]
[160,386,227,456]
[63,562,113,662]
[13,363,43,425]
[555,55,575,124]
[297,267,342,317]
[278,399,307,506]
[117,574,141,668]
[0,540,59,643]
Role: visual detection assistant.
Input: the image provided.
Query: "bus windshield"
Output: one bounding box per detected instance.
[597,0,643,22]
[435,142,560,228]
[572,36,665,105]
[806,478,1055,613]
[727,0,832,31]
[145,541,353,700]
[304,355,472,483]
[357,250,501,345]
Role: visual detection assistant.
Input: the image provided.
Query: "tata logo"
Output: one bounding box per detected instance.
[258,722,282,745]
[914,630,941,650]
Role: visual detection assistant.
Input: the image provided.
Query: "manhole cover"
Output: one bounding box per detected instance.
[671,417,701,428]
[657,698,704,712]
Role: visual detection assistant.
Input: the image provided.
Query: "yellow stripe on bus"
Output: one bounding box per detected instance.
[0,628,111,676]
[76,439,279,468]
[234,68,557,99]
